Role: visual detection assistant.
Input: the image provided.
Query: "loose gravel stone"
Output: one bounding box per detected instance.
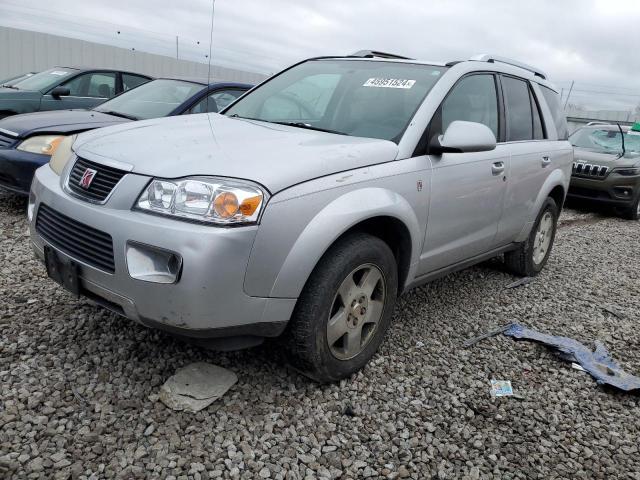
[1,191,639,479]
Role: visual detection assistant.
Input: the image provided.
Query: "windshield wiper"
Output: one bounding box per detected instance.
[228,114,264,121]
[1,84,19,89]
[96,110,139,121]
[228,115,346,135]
[272,122,346,135]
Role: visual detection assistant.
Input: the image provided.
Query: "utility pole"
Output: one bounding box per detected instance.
[563,80,575,110]
[176,36,179,60]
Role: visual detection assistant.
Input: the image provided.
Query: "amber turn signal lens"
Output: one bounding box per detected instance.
[213,192,239,218]
[239,195,262,216]
[43,136,64,155]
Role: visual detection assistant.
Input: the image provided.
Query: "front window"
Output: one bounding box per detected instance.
[11,68,77,92]
[570,128,640,155]
[94,79,204,120]
[225,59,446,143]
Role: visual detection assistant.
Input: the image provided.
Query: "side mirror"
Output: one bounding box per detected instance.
[50,86,71,98]
[430,120,497,154]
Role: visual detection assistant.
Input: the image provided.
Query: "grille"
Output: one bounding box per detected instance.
[67,157,127,202]
[572,162,609,179]
[0,133,16,148]
[36,204,115,273]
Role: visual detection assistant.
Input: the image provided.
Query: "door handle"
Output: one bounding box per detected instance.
[542,156,551,168]
[491,161,505,176]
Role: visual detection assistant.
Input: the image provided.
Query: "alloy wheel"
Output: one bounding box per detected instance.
[326,264,386,360]
[532,211,554,265]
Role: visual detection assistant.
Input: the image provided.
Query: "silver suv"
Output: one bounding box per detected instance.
[28,51,573,382]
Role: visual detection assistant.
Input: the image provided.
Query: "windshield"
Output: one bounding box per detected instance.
[94,79,204,120]
[570,128,640,155]
[11,68,77,91]
[0,73,34,86]
[225,59,446,143]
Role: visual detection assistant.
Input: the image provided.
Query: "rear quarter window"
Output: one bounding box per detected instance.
[540,86,569,140]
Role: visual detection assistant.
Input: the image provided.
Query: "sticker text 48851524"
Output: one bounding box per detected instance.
[363,78,416,89]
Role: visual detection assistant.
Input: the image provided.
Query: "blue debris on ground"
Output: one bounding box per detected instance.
[503,323,640,393]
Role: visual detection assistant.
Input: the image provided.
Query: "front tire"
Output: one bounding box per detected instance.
[505,197,559,277]
[619,196,640,221]
[284,233,398,383]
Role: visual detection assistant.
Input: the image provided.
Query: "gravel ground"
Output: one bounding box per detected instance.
[1,190,639,480]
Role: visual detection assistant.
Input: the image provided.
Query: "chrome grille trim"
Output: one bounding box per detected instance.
[65,157,127,204]
[572,162,608,178]
[0,133,16,148]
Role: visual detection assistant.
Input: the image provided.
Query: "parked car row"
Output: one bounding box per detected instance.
[0,51,633,382]
[0,77,251,194]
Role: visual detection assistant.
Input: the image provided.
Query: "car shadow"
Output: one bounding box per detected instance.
[0,191,28,215]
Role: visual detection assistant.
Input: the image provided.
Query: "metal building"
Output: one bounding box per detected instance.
[0,26,267,84]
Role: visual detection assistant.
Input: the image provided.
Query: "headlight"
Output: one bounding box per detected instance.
[613,167,640,176]
[17,135,66,155]
[136,177,267,225]
[49,135,77,175]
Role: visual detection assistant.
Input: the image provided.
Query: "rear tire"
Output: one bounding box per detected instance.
[505,197,559,277]
[284,233,398,383]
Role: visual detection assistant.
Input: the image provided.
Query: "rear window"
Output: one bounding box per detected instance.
[540,86,568,140]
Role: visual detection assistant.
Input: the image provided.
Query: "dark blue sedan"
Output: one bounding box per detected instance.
[0,78,252,195]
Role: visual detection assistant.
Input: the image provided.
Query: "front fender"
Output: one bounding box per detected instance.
[244,187,422,299]
[515,167,569,242]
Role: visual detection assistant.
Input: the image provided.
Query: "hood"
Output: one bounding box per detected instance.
[0,110,127,138]
[573,147,640,169]
[0,89,40,100]
[74,113,399,193]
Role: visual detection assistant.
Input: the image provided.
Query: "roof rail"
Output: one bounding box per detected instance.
[349,50,413,60]
[469,54,547,80]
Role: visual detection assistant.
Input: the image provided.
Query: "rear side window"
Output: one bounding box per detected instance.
[531,89,545,140]
[87,73,116,98]
[540,86,569,140]
[438,74,499,138]
[502,76,533,141]
[123,74,149,91]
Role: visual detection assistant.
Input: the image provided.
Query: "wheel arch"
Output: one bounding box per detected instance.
[320,215,413,297]
[263,188,423,299]
[548,184,566,211]
[515,170,568,243]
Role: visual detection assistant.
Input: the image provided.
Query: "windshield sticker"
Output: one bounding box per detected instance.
[363,78,416,89]
[50,71,69,76]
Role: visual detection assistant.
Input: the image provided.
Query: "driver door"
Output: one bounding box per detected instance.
[41,72,117,111]
[419,74,509,275]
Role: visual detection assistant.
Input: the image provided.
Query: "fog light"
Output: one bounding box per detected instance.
[27,191,36,222]
[613,187,633,198]
[126,241,182,284]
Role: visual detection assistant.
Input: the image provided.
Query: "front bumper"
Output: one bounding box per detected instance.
[567,174,640,208]
[29,164,296,338]
[0,147,49,195]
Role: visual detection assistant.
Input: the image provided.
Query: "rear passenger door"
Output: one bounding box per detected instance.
[419,73,509,274]
[493,75,556,244]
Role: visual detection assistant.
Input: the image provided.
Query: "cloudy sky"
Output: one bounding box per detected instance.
[1,0,639,110]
